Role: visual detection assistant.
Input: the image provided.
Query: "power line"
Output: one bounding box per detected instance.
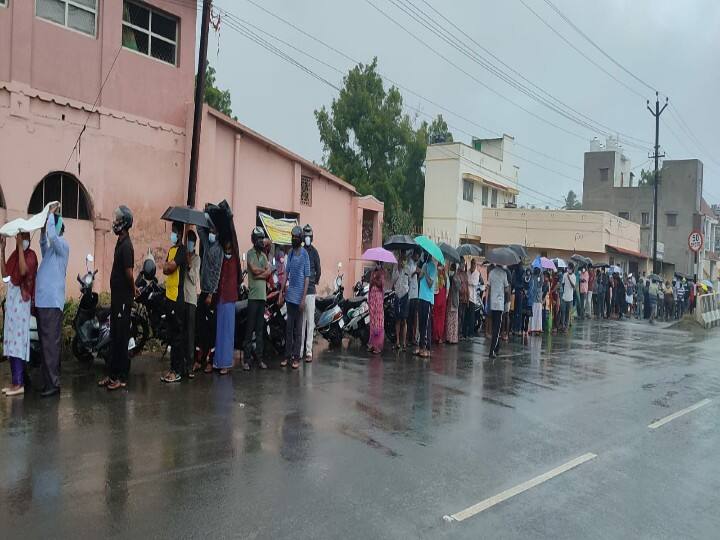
[540,0,656,93]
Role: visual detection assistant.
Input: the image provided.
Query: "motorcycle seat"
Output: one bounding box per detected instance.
[235,299,248,314]
[315,295,337,311]
[343,297,366,309]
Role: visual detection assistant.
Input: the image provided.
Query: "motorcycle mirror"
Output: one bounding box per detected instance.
[337,262,342,269]
[86,254,94,263]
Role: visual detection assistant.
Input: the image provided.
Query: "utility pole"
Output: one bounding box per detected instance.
[647,91,668,273]
[187,0,213,208]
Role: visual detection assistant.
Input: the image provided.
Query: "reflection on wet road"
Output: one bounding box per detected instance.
[2,318,719,539]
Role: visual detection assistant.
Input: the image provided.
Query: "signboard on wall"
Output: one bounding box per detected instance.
[259,212,298,245]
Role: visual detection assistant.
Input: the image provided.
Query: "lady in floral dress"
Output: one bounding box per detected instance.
[1,233,38,397]
[367,262,385,354]
[445,263,461,344]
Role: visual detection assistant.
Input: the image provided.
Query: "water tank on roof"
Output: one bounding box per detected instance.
[606,136,619,151]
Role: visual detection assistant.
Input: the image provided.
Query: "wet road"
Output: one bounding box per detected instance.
[2,318,720,539]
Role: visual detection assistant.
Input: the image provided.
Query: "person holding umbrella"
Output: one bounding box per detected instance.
[487,263,510,358]
[368,260,386,355]
[391,251,410,351]
[414,254,436,358]
[433,263,448,344]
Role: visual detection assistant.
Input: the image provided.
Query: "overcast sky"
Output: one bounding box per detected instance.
[199,0,720,207]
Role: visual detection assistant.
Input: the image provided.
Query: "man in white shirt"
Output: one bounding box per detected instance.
[561,263,576,331]
[487,264,509,358]
[465,259,481,338]
[406,250,420,346]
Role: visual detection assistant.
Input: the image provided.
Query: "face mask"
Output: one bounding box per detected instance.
[208,233,217,244]
[224,253,232,260]
[187,241,195,252]
[304,236,311,246]
[170,232,178,244]
[112,222,123,235]
[22,240,30,251]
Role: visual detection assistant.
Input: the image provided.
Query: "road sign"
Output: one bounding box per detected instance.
[688,230,704,252]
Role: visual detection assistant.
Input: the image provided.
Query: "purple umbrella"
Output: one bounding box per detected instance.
[532,256,557,271]
[362,247,398,264]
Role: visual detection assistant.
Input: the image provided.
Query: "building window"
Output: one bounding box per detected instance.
[491,188,498,208]
[462,180,473,202]
[599,167,609,182]
[618,211,629,220]
[122,1,178,65]
[666,213,677,227]
[36,0,97,36]
[641,212,649,226]
[28,172,91,220]
[481,186,489,206]
[300,175,312,206]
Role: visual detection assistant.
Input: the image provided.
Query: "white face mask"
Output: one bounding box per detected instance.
[304,236,311,246]
[224,253,232,260]
[22,240,30,251]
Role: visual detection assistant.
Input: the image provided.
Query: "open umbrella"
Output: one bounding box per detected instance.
[161,206,211,228]
[646,273,662,282]
[439,242,461,264]
[507,244,528,261]
[383,234,417,252]
[609,265,623,275]
[552,257,568,269]
[570,254,592,267]
[486,247,521,266]
[414,235,445,264]
[532,256,556,271]
[362,247,397,264]
[457,244,483,257]
[702,279,713,288]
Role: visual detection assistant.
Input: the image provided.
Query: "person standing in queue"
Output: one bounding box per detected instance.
[214,240,240,375]
[560,263,576,331]
[282,226,310,370]
[195,222,223,374]
[465,259,481,338]
[391,251,410,351]
[99,206,135,391]
[487,264,509,358]
[243,227,271,371]
[445,263,461,344]
[1,232,38,397]
[367,261,386,355]
[35,204,69,397]
[183,230,200,379]
[406,249,420,347]
[300,224,321,362]
[414,253,436,359]
[161,222,187,383]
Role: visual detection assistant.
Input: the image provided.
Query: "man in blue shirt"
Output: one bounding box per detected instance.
[35,204,69,397]
[282,226,310,369]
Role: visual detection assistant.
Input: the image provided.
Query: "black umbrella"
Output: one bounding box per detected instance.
[205,200,238,250]
[383,234,417,252]
[161,206,211,228]
[438,242,461,264]
[570,254,592,267]
[647,273,662,282]
[486,247,521,266]
[507,244,528,261]
[457,244,483,257]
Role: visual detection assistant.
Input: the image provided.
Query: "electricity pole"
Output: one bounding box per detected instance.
[187,0,213,207]
[647,91,668,273]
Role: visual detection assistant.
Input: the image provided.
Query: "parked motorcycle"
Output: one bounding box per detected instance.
[316,273,345,347]
[342,279,371,344]
[72,255,147,364]
[134,256,167,350]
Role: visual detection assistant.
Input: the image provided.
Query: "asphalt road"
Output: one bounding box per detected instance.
[2,318,720,539]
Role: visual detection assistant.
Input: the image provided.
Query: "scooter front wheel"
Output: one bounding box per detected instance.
[71,335,93,364]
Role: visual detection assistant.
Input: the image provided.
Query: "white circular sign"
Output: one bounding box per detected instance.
[688,231,703,252]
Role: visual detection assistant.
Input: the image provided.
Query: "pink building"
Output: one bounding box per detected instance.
[0,0,381,294]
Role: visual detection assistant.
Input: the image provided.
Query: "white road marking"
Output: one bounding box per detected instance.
[648,398,712,430]
[443,453,597,523]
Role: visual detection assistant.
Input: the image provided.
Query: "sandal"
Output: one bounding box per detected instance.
[291,360,300,369]
[161,372,182,383]
[192,363,202,373]
[204,364,213,374]
[106,379,125,391]
[219,368,229,375]
[280,359,288,368]
[97,376,111,387]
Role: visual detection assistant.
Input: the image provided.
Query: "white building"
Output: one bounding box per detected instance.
[422,135,519,245]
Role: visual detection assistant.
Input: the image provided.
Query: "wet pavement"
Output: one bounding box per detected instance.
[2,318,720,539]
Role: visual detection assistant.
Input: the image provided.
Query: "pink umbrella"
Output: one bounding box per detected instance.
[362,247,398,264]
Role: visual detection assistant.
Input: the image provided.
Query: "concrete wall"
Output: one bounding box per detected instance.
[0,0,196,127]
[583,153,704,275]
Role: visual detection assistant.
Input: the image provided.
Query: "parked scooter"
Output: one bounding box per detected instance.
[316,270,346,347]
[134,255,167,350]
[72,254,147,364]
[342,278,371,344]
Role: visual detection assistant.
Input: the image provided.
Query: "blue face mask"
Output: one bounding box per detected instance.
[187,240,195,252]
[170,232,178,244]
[208,233,217,244]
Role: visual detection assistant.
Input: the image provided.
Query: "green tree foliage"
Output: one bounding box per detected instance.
[563,189,582,209]
[200,63,234,118]
[427,114,453,144]
[638,168,657,186]
[315,58,451,229]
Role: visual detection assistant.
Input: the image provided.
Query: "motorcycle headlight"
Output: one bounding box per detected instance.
[84,275,92,285]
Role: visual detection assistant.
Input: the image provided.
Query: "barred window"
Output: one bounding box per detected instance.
[36,0,97,36]
[462,180,473,202]
[300,175,312,206]
[122,1,178,66]
[28,172,91,220]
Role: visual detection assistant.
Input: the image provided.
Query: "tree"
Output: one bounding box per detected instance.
[427,114,453,144]
[200,63,234,119]
[563,190,582,209]
[315,58,451,228]
[638,168,657,186]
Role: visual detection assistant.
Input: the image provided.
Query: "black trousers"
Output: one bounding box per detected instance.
[109,298,131,382]
[407,298,419,345]
[490,309,503,356]
[184,302,196,369]
[285,302,303,360]
[37,307,62,390]
[463,302,477,337]
[417,299,432,350]
[166,299,186,376]
[196,293,217,364]
[244,299,265,363]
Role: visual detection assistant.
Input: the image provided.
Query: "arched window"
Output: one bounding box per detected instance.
[28,172,91,220]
